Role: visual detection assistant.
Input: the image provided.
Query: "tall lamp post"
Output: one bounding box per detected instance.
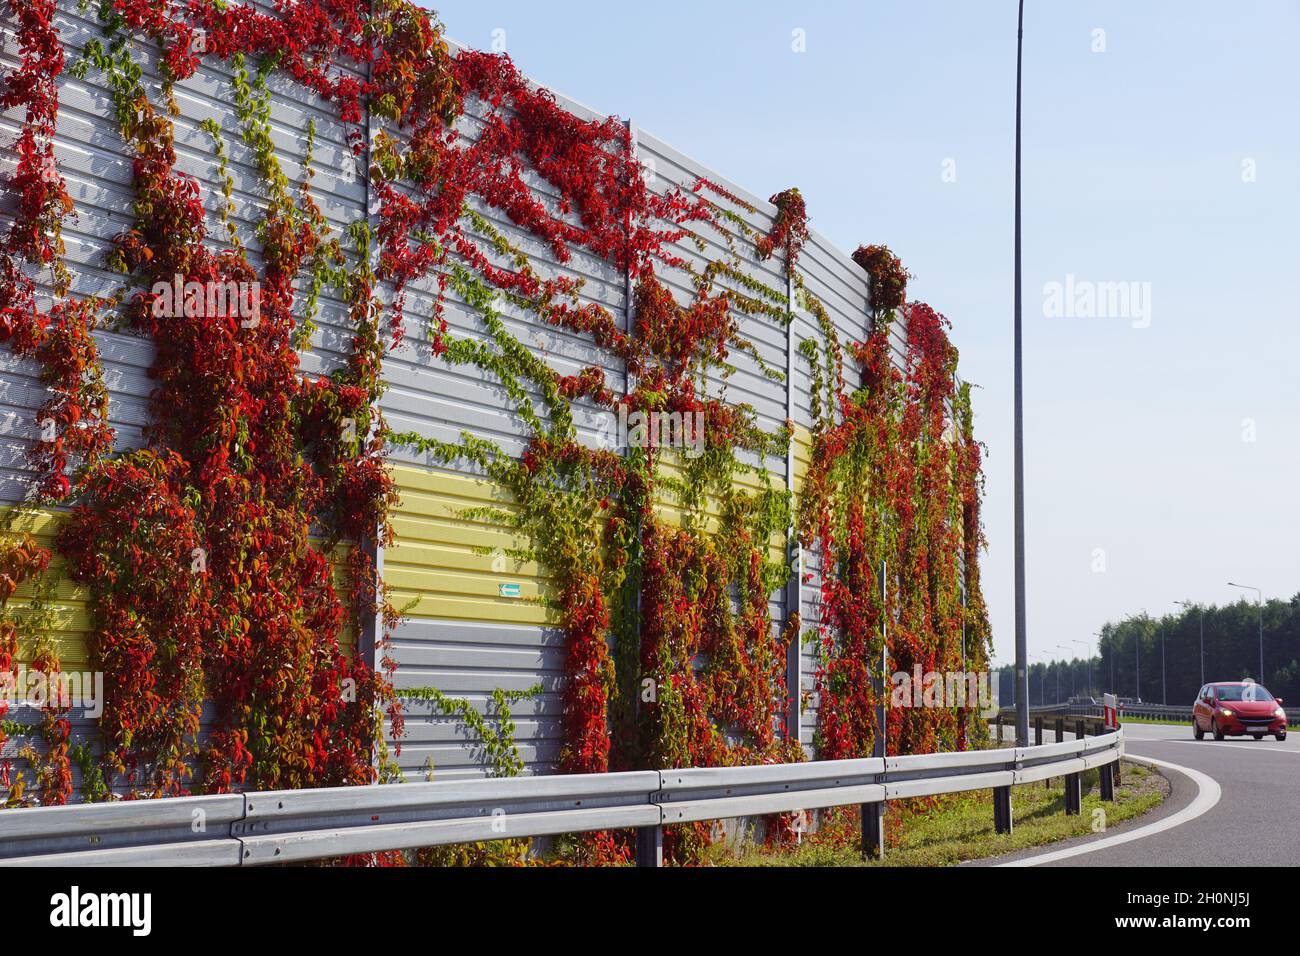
[1227,582,1264,681]
[1012,0,1029,747]
[1176,600,1204,688]
[1135,619,1141,702]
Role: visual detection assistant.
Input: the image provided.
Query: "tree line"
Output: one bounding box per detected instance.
[996,594,1300,707]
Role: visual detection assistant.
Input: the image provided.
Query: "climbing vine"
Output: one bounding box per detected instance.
[798,249,990,763]
[402,684,542,780]
[0,0,989,866]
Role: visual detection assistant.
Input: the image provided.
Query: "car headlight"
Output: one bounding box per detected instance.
[1275,707,1286,719]
[1220,708,1234,716]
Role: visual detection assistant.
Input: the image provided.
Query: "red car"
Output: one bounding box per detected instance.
[1192,681,1287,741]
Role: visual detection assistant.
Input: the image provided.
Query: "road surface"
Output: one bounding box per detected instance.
[978,721,1300,866]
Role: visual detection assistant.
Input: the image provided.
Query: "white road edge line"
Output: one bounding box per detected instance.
[996,755,1220,867]
[1165,739,1298,755]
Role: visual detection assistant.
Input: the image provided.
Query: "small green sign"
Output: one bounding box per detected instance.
[499,583,522,598]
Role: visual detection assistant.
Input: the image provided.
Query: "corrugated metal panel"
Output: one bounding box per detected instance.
[1,5,907,787]
[378,79,627,779]
[0,0,368,798]
[635,130,793,749]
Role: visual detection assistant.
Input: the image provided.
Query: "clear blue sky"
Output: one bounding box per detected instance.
[427,1,1300,671]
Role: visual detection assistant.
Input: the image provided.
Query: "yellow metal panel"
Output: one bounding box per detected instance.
[388,463,559,626]
[386,440,804,626]
[0,508,358,667]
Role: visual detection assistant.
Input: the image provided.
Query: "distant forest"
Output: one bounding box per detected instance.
[997,595,1300,707]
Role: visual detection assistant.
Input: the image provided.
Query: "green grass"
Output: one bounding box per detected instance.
[709,760,1166,867]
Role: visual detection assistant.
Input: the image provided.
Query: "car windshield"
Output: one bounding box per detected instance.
[1214,684,1274,702]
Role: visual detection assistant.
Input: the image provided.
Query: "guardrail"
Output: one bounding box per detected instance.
[0,729,1124,867]
[994,709,1112,746]
[1014,701,1299,728]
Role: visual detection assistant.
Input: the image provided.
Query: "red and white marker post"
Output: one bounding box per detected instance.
[1103,692,1120,729]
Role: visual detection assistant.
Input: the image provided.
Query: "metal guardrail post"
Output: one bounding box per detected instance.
[1075,718,1085,741]
[861,801,885,860]
[993,785,1013,834]
[1054,717,1064,741]
[1099,761,1115,801]
[635,825,662,867]
[1063,772,1081,815]
[1033,716,1042,746]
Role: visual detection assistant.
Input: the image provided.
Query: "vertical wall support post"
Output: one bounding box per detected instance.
[861,801,885,859]
[783,261,802,744]
[874,561,888,759]
[623,118,639,399]
[993,785,1014,834]
[361,17,384,771]
[622,118,645,730]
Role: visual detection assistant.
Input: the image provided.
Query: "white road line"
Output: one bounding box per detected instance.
[996,755,1220,867]
[1164,739,1299,755]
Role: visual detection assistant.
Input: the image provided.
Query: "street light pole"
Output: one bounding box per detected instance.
[1012,0,1029,748]
[1228,582,1264,681]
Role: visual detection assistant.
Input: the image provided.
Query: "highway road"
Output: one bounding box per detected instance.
[979,721,1300,866]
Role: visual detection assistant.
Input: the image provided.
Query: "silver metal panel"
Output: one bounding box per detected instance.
[1,3,920,791]
[0,840,243,868]
[0,0,370,795]
[660,756,882,791]
[885,769,1015,800]
[660,784,886,824]
[1013,758,1088,785]
[886,749,1008,773]
[1014,738,1086,762]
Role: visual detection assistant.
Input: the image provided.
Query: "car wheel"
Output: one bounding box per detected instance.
[1212,719,1224,741]
[1277,732,1288,742]
[1193,720,1204,740]
[1252,733,1264,740]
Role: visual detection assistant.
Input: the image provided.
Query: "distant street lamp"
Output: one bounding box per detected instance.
[1227,582,1264,682]
[1135,621,1142,702]
[1176,600,1204,687]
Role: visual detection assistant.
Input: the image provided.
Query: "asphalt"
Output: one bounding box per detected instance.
[974,721,1300,866]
